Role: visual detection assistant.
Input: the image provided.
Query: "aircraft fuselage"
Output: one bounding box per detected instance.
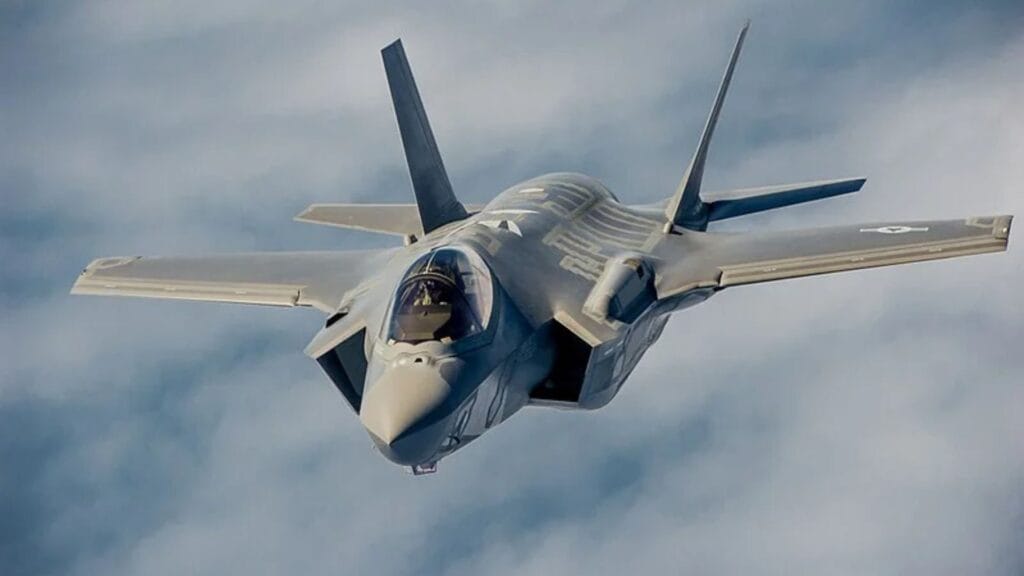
[352,173,709,472]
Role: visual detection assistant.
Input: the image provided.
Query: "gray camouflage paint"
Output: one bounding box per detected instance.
[70,31,1012,474]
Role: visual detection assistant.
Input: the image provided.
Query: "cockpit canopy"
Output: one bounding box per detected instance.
[387,247,494,345]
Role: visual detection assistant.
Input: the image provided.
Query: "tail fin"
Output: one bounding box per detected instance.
[664,22,749,232]
[382,39,468,235]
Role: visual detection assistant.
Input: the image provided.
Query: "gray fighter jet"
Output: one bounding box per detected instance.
[72,24,1012,474]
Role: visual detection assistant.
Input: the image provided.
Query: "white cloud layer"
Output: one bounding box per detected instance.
[2,1,1022,575]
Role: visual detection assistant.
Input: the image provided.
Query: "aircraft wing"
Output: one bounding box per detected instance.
[656,215,1012,298]
[70,250,391,313]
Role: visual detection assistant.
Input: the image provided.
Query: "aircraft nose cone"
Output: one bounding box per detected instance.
[360,363,451,465]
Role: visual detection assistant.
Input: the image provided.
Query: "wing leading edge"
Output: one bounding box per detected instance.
[655,215,1012,299]
[70,250,390,313]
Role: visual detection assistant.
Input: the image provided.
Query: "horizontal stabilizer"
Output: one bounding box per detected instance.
[705,177,865,222]
[295,203,485,237]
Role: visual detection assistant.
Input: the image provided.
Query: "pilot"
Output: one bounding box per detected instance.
[413,283,433,307]
[412,280,451,309]
[390,249,488,343]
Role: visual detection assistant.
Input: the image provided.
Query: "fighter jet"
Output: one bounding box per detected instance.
[72,24,1012,474]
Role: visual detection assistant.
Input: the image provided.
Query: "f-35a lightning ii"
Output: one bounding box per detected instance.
[72,24,1012,474]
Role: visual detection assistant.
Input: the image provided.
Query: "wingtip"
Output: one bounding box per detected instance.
[293,205,316,222]
[83,256,138,272]
[995,214,1013,242]
[70,256,139,294]
[70,259,101,294]
[69,275,97,296]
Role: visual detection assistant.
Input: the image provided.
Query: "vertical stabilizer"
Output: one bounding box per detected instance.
[664,22,749,232]
[382,40,468,235]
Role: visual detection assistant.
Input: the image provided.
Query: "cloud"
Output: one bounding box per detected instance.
[1,1,1022,575]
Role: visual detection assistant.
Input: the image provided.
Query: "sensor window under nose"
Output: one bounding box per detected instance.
[387,248,493,344]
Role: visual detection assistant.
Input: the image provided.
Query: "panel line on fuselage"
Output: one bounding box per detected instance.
[594,203,661,229]
[579,213,650,244]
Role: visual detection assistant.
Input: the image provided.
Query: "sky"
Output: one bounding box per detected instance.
[2,1,1023,574]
